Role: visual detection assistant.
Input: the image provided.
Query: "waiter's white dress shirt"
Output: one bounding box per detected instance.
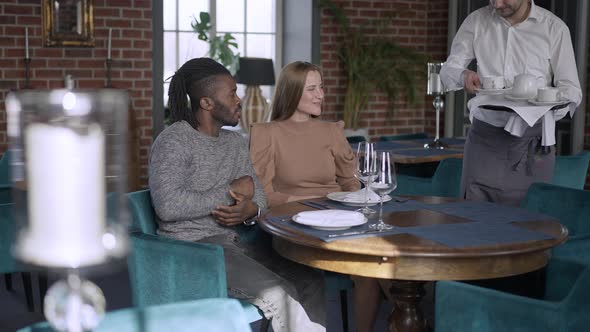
[440,1,582,141]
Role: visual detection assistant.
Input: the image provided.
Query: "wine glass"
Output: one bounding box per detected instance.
[354,142,377,216]
[369,151,396,230]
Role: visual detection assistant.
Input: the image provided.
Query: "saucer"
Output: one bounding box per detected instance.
[327,191,392,207]
[527,97,569,106]
[475,87,511,95]
[504,94,533,101]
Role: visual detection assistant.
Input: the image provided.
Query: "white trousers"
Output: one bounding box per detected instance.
[201,234,326,332]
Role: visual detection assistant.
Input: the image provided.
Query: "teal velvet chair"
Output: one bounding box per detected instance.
[396,158,463,197]
[552,151,590,189]
[18,298,252,332]
[0,151,11,204]
[0,202,45,313]
[553,234,590,266]
[435,258,590,332]
[521,182,590,238]
[379,132,428,141]
[0,203,17,283]
[129,233,228,304]
[435,186,590,331]
[126,190,268,330]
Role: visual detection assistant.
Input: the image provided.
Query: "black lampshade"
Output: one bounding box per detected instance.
[235,57,275,86]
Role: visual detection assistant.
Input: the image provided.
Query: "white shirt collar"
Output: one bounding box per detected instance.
[490,1,539,24]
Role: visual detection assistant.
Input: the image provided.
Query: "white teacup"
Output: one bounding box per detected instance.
[537,87,561,102]
[481,75,504,90]
[511,73,538,98]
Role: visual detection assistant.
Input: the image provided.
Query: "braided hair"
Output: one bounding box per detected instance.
[168,57,231,129]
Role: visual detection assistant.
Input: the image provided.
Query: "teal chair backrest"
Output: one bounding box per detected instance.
[128,233,228,307]
[521,182,590,237]
[552,151,590,189]
[431,158,463,197]
[126,190,266,324]
[127,189,157,235]
[0,203,15,273]
[379,132,428,141]
[553,234,590,265]
[435,258,590,332]
[17,298,252,332]
[396,158,463,197]
[0,151,12,204]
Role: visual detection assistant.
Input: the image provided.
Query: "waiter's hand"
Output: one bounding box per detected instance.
[463,70,480,94]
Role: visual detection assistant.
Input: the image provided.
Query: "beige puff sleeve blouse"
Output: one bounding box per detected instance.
[250,119,360,207]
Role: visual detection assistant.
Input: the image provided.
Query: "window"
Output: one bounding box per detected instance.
[162,0,280,110]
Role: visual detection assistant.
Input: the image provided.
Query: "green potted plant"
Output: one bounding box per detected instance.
[192,12,240,75]
[320,0,427,130]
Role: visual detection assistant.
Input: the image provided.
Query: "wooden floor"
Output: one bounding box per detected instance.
[0,269,434,332]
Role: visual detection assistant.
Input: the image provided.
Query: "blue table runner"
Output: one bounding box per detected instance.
[394,148,462,157]
[271,199,558,247]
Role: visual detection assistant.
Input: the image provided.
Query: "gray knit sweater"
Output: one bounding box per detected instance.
[148,121,267,242]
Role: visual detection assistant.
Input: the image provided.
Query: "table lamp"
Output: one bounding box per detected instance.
[425,62,448,149]
[235,57,275,132]
[5,89,129,332]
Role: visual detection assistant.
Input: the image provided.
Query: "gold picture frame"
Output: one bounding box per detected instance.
[42,0,94,47]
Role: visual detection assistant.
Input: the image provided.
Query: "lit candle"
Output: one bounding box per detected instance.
[21,122,107,268]
[25,27,29,59]
[107,28,112,60]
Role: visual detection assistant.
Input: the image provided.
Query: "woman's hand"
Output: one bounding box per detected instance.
[230,175,254,200]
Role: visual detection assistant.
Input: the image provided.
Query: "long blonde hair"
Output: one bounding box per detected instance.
[271,61,323,121]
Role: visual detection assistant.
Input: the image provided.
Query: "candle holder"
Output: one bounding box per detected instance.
[425,62,447,149]
[24,58,32,89]
[5,89,129,332]
[105,59,113,88]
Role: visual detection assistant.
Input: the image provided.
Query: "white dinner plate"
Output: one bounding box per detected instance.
[504,94,532,101]
[292,210,368,230]
[475,87,511,95]
[527,98,569,106]
[326,191,392,207]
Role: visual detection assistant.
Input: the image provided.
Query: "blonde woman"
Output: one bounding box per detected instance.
[250,61,387,332]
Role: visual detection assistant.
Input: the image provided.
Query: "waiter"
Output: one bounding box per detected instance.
[440,0,582,206]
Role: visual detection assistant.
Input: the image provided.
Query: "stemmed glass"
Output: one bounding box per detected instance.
[354,142,377,216]
[369,151,396,230]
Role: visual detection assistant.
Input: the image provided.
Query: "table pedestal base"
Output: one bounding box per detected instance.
[389,280,431,332]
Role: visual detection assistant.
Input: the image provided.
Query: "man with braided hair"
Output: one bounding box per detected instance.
[149,57,326,332]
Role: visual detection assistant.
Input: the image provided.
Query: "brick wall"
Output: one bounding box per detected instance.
[319,0,448,139]
[0,0,152,189]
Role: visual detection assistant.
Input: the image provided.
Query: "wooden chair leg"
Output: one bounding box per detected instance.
[4,273,13,291]
[39,271,49,312]
[340,289,349,332]
[21,272,34,312]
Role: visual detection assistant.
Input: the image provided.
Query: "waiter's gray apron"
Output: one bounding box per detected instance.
[461,118,555,206]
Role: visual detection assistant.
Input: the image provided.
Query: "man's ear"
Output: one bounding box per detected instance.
[199,97,214,111]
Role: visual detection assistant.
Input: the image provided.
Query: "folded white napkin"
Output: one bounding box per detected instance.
[343,188,381,202]
[295,210,365,225]
[468,94,560,146]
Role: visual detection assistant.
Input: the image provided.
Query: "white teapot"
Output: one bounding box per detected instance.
[511,73,539,99]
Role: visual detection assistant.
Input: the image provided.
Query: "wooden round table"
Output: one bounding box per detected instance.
[259,196,568,332]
